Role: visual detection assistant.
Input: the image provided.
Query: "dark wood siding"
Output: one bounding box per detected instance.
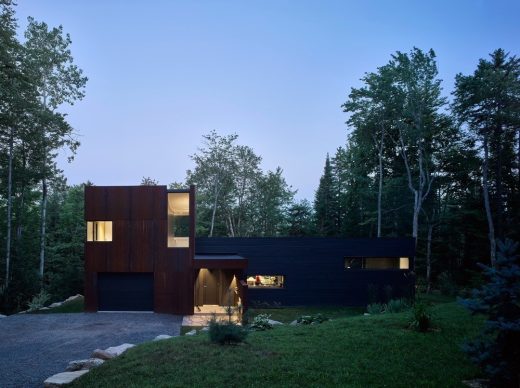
[196,237,415,306]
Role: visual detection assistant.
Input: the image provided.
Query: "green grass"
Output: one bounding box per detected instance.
[29,296,84,314]
[248,305,364,323]
[71,300,483,388]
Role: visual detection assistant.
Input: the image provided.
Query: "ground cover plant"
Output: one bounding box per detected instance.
[71,299,482,388]
[28,295,84,314]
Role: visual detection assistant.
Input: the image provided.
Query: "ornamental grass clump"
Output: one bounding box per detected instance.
[208,318,248,345]
[366,303,385,314]
[409,301,432,332]
[249,314,273,331]
[386,298,410,313]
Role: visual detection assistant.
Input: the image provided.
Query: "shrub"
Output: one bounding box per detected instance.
[27,290,50,311]
[437,272,458,296]
[296,313,329,325]
[386,298,410,313]
[249,314,273,331]
[367,303,384,314]
[460,239,520,387]
[208,319,248,345]
[409,301,432,332]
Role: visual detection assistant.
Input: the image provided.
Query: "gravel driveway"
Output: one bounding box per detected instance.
[0,313,182,388]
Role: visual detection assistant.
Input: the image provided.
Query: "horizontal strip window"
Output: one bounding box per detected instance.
[86,221,112,242]
[345,257,409,270]
[247,275,284,288]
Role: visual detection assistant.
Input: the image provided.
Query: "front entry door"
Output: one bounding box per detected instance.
[203,269,219,305]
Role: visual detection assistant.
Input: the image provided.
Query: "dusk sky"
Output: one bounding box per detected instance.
[15,1,520,201]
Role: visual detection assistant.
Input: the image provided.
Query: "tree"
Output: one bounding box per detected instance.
[24,17,87,282]
[314,154,339,236]
[460,239,520,387]
[453,49,520,266]
[286,199,314,236]
[187,131,237,237]
[389,48,450,247]
[140,177,159,185]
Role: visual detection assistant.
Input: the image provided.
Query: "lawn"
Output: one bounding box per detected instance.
[71,299,482,388]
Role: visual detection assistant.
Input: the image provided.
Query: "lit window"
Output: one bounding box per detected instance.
[344,257,409,270]
[86,221,112,242]
[168,192,190,247]
[247,275,284,288]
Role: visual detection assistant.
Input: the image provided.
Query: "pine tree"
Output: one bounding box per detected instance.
[314,155,339,236]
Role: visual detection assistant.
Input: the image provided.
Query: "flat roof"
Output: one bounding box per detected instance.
[195,254,246,261]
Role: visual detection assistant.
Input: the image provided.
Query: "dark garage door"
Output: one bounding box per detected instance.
[98,273,154,311]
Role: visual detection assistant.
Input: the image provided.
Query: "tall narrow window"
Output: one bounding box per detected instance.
[86,221,112,242]
[168,192,190,247]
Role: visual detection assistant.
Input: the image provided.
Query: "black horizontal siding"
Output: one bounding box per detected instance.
[195,237,415,306]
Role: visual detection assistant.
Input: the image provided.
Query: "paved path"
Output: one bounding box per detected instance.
[0,313,182,388]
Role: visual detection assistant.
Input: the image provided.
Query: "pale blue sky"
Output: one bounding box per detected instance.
[15,1,520,200]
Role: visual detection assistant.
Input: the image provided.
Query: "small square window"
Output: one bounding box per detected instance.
[86,221,112,242]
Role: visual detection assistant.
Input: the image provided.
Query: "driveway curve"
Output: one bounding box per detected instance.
[0,313,182,388]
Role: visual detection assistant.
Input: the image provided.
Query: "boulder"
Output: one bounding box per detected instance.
[39,307,50,310]
[267,319,283,325]
[201,326,209,331]
[363,313,371,316]
[49,302,63,308]
[153,334,173,341]
[0,314,6,318]
[289,320,298,326]
[44,370,89,387]
[66,358,104,371]
[104,343,135,357]
[185,329,197,336]
[91,349,115,360]
[64,294,83,303]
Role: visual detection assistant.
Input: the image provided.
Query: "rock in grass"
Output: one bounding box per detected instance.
[289,320,298,326]
[185,329,197,336]
[201,326,209,331]
[66,358,104,371]
[64,294,83,303]
[49,302,63,308]
[91,349,115,360]
[105,343,135,356]
[268,319,283,325]
[44,370,89,387]
[153,334,173,341]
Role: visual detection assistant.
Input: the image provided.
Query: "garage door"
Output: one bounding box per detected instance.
[98,273,154,311]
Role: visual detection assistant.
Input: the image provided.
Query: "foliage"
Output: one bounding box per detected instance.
[437,272,458,296]
[70,301,482,388]
[27,289,50,311]
[386,299,410,314]
[296,313,329,324]
[208,318,248,345]
[460,239,520,387]
[314,154,340,236]
[367,303,385,314]
[249,313,273,331]
[409,301,433,332]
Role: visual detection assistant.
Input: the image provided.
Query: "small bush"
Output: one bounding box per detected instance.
[409,302,432,332]
[367,303,384,314]
[386,299,410,313]
[297,313,329,325]
[27,290,50,311]
[208,319,248,345]
[249,314,273,331]
[437,272,458,296]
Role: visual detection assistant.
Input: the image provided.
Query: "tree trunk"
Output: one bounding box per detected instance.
[5,129,14,289]
[482,132,496,266]
[39,176,47,282]
[426,222,433,293]
[209,183,219,237]
[376,131,384,238]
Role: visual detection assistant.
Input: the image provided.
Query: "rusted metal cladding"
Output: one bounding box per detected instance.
[84,185,194,314]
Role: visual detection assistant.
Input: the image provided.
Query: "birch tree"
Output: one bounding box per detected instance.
[24,18,87,282]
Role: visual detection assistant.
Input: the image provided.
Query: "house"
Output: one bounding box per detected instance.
[84,185,415,314]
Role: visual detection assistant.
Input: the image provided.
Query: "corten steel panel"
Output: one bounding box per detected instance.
[131,186,164,220]
[84,271,98,312]
[84,186,107,220]
[153,187,167,221]
[85,243,108,272]
[105,187,131,220]
[129,220,155,272]
[189,185,196,261]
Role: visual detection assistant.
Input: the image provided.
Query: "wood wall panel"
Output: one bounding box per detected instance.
[84,271,98,312]
[84,186,106,220]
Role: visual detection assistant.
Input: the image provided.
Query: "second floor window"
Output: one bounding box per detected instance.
[86,221,112,242]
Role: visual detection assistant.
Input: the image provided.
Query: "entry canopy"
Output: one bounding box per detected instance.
[194,254,248,269]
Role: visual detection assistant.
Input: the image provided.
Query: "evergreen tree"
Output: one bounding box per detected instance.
[314,155,339,236]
